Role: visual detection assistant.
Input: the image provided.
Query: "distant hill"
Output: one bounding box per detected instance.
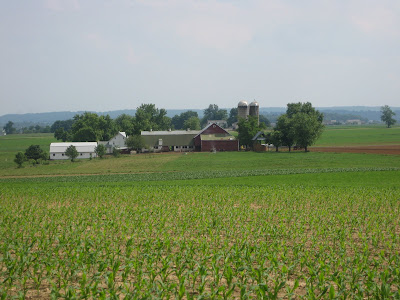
[1,106,399,128]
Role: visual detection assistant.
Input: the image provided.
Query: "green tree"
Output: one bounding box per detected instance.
[238,116,263,149]
[25,145,47,164]
[50,119,74,133]
[126,135,145,152]
[171,111,199,130]
[94,144,106,158]
[267,131,283,152]
[133,104,171,134]
[286,102,324,152]
[73,127,98,142]
[65,145,79,162]
[227,108,238,127]
[381,105,396,128]
[71,112,118,142]
[54,128,70,142]
[14,152,26,168]
[201,104,228,126]
[275,114,295,152]
[115,114,135,135]
[4,121,16,134]
[183,116,201,130]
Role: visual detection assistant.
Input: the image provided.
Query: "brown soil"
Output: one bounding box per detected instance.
[311,145,400,155]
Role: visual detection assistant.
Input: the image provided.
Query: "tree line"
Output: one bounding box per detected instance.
[50,103,270,143]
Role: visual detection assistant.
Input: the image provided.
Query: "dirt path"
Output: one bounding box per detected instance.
[311,145,400,155]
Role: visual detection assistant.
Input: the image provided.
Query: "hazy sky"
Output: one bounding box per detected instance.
[1,0,399,115]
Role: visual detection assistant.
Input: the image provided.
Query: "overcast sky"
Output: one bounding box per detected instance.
[1,0,399,115]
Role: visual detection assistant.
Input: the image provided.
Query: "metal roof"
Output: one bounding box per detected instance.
[141,132,198,147]
[141,130,200,136]
[50,142,97,153]
[252,131,267,141]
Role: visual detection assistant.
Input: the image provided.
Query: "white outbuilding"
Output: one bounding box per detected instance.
[49,142,98,160]
[98,132,128,154]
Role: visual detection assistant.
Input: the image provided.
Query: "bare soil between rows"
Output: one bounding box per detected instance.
[311,145,400,155]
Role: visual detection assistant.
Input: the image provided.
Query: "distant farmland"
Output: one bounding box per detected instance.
[0,125,400,298]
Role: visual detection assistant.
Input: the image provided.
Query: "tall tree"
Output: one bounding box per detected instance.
[285,102,324,152]
[14,152,27,168]
[126,135,146,152]
[183,116,201,130]
[115,114,135,135]
[275,114,295,152]
[381,105,396,128]
[133,104,171,134]
[71,112,118,142]
[202,104,228,126]
[238,116,264,149]
[65,145,79,162]
[267,131,283,152]
[94,144,106,158]
[227,108,238,127]
[50,119,74,133]
[3,121,16,134]
[171,111,199,129]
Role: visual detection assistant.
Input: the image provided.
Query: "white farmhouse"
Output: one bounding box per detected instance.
[99,132,128,154]
[50,142,98,160]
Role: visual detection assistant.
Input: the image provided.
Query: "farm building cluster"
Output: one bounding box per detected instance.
[49,101,259,160]
[50,122,239,160]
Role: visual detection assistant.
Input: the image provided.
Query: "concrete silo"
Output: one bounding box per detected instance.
[249,101,259,124]
[237,100,249,120]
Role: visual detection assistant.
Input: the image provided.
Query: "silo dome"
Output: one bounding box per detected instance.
[250,101,259,107]
[238,100,248,107]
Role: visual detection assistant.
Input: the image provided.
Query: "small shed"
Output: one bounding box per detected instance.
[50,142,98,160]
[252,131,268,151]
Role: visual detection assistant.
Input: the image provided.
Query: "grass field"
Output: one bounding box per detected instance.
[314,125,400,146]
[0,127,400,298]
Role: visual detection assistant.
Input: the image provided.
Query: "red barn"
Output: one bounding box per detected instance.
[194,123,239,152]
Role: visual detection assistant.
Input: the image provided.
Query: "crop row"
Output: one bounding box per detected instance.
[1,167,399,184]
[1,185,400,298]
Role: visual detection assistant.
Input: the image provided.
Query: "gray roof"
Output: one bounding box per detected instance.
[252,131,267,141]
[141,131,198,147]
[141,130,200,136]
[50,142,97,153]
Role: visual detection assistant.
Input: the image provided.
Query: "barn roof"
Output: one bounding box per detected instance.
[141,130,200,136]
[194,123,231,138]
[50,142,97,153]
[141,131,198,147]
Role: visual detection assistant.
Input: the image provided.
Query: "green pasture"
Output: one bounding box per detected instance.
[314,124,400,146]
